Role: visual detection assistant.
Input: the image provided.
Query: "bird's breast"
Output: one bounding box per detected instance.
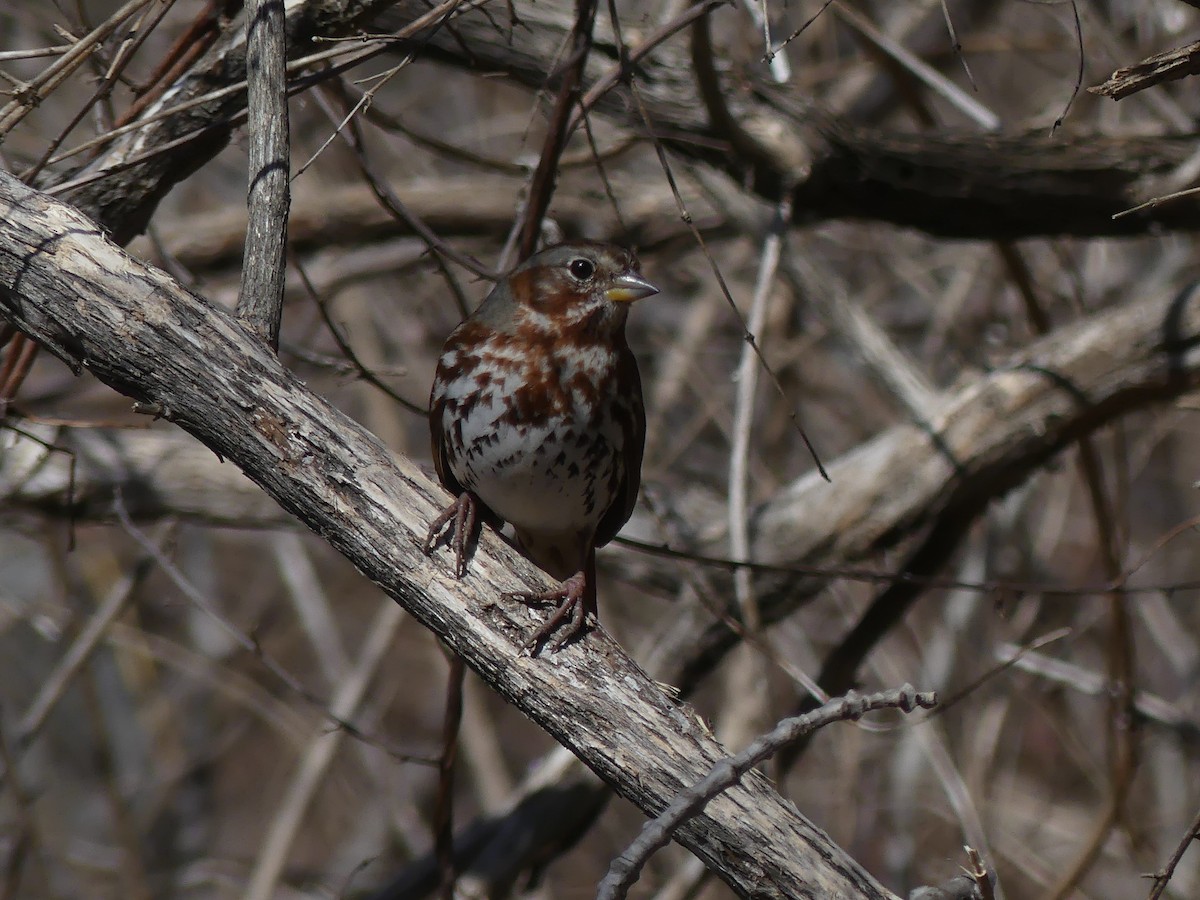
[435,338,630,536]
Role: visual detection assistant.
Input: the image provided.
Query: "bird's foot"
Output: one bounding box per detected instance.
[507,572,591,655]
[423,492,481,578]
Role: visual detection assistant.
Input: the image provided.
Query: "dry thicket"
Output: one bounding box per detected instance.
[2,1,1200,898]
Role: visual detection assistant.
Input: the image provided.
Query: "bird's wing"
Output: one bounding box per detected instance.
[429,352,467,499]
[594,350,644,548]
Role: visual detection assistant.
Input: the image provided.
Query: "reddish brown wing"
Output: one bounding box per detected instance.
[594,347,645,549]
[428,386,465,499]
[428,334,503,528]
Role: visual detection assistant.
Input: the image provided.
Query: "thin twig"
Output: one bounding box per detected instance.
[939,0,977,91]
[114,0,228,126]
[0,718,53,899]
[20,0,178,184]
[833,2,999,131]
[1146,806,1200,900]
[614,533,1200,598]
[112,492,435,764]
[965,846,997,900]
[16,523,173,744]
[435,654,466,899]
[0,0,158,137]
[243,599,408,900]
[291,254,431,416]
[1006,226,1137,900]
[318,76,486,310]
[0,45,74,62]
[516,0,598,259]
[0,333,39,419]
[571,0,730,132]
[37,0,489,182]
[766,0,834,60]
[687,14,830,476]
[597,686,937,899]
[1051,0,1084,134]
[728,197,790,633]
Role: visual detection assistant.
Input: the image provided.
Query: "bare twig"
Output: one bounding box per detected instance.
[965,847,997,900]
[243,600,408,900]
[1147,806,1200,900]
[728,197,789,635]
[20,0,179,185]
[0,170,902,899]
[0,332,39,419]
[110,492,433,764]
[291,255,431,416]
[16,523,174,745]
[832,2,999,131]
[317,77,486,312]
[435,655,465,899]
[597,686,937,899]
[0,0,158,137]
[0,45,74,63]
[516,0,598,258]
[1091,39,1200,100]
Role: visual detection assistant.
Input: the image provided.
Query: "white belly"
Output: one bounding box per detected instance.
[449,389,624,536]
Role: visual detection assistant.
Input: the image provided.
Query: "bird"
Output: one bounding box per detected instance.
[424,242,658,652]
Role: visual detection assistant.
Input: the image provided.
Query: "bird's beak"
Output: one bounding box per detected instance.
[605,272,659,303]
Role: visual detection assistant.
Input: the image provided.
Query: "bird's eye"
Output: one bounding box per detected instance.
[568,258,596,281]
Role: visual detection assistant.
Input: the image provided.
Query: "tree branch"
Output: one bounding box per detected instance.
[374,0,1200,237]
[52,0,405,244]
[237,0,291,349]
[0,169,897,900]
[1090,39,1200,101]
[1,424,293,527]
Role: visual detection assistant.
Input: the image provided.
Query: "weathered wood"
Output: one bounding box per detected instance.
[0,424,292,527]
[237,0,291,348]
[751,283,1200,566]
[7,173,1200,897]
[1091,39,1200,101]
[0,170,897,900]
[671,279,1200,683]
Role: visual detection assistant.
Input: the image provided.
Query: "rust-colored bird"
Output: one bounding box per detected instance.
[424,242,658,651]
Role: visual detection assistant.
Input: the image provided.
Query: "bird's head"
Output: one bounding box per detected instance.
[484,242,659,337]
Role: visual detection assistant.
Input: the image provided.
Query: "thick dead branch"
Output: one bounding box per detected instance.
[374,0,1200,237]
[30,0,1197,251]
[1,424,292,527]
[125,175,703,273]
[133,176,707,274]
[9,261,1200,651]
[11,249,1200,668]
[0,171,897,900]
[749,283,1200,566]
[600,686,938,899]
[9,225,1200,897]
[661,279,1200,684]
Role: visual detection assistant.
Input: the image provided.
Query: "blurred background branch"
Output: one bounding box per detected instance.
[2,1,1200,898]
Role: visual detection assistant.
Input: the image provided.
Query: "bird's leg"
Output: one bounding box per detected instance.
[508,547,598,654]
[423,492,481,578]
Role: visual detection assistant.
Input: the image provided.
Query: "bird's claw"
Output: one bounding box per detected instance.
[507,572,590,655]
[423,492,479,578]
